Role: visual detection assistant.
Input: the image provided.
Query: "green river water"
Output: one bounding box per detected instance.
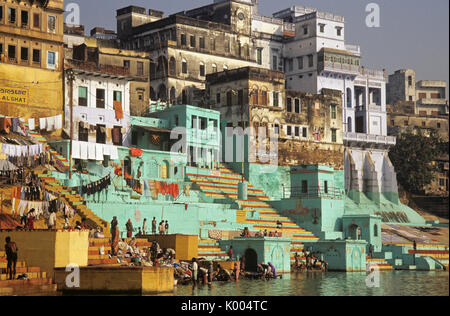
[174,271,449,296]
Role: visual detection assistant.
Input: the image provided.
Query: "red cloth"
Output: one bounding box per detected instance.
[185,204,188,211]
[114,167,123,176]
[130,148,143,157]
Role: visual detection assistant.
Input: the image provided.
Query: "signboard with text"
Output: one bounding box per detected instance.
[0,86,29,105]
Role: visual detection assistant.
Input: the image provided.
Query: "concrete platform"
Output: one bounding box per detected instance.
[54,266,174,295]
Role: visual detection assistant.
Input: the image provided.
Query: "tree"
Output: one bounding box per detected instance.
[389,129,444,194]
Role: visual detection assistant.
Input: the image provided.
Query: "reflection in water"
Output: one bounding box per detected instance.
[174,271,449,296]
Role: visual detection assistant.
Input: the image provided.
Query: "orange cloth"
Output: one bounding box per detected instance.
[0,117,12,134]
[155,181,162,195]
[113,101,124,120]
[130,148,143,157]
[114,166,123,176]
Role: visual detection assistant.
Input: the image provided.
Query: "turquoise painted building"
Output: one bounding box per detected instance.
[44,101,442,273]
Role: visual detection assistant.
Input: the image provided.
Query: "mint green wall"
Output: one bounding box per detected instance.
[306,240,367,272]
[151,105,221,169]
[342,215,382,252]
[219,238,292,273]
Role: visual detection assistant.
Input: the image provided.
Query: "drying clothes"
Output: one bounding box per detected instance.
[39,117,46,130]
[17,200,28,217]
[46,116,55,131]
[78,174,111,197]
[12,118,20,133]
[103,145,111,156]
[80,142,88,160]
[0,117,12,134]
[55,115,63,130]
[113,101,124,120]
[88,142,96,160]
[110,146,119,160]
[130,148,143,157]
[95,143,104,161]
[72,141,80,159]
[112,128,121,145]
[28,118,36,131]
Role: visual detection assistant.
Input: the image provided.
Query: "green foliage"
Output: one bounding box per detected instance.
[389,129,444,194]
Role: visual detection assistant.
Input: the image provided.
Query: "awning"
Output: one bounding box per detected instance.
[134,125,172,134]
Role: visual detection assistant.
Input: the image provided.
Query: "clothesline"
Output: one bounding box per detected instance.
[0,142,44,158]
[71,140,119,161]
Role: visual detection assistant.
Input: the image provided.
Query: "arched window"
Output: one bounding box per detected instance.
[169,57,176,76]
[161,161,169,179]
[156,56,168,74]
[374,224,378,237]
[212,64,217,73]
[199,62,205,77]
[346,88,352,108]
[182,58,187,74]
[170,87,176,104]
[158,84,167,101]
[347,117,352,133]
[150,87,156,100]
[223,65,228,71]
[182,89,187,104]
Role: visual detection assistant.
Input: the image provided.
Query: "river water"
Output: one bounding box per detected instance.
[174,271,449,296]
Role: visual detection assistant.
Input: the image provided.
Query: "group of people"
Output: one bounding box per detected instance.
[124,218,170,238]
[293,250,328,272]
[255,229,282,238]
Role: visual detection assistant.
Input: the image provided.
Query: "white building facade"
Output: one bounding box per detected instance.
[64,67,131,148]
[271,6,397,200]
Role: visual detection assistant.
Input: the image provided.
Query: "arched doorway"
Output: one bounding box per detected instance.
[348,224,362,240]
[161,160,169,179]
[158,84,167,101]
[124,157,132,176]
[244,248,258,272]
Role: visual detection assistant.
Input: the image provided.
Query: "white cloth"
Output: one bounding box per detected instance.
[95,143,104,161]
[46,116,55,131]
[72,141,80,159]
[103,145,110,156]
[28,118,36,131]
[39,117,46,130]
[110,145,119,160]
[80,142,88,160]
[18,200,28,217]
[88,142,96,160]
[55,115,63,129]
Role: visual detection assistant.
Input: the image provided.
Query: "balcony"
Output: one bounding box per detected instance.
[417,98,449,106]
[416,80,447,88]
[358,67,385,80]
[318,61,360,76]
[343,132,396,148]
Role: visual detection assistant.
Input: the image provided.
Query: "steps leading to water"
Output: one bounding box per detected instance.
[187,165,319,263]
[0,250,55,293]
[87,237,152,266]
[34,170,111,235]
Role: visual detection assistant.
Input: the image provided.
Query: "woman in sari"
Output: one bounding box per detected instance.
[111,217,119,256]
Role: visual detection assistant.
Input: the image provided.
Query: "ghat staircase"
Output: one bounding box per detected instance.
[0,249,56,295]
[33,170,110,234]
[187,166,319,263]
[88,237,152,266]
[366,257,394,271]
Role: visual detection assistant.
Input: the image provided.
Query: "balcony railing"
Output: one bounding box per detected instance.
[283,185,344,200]
[343,132,396,146]
[318,61,360,75]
